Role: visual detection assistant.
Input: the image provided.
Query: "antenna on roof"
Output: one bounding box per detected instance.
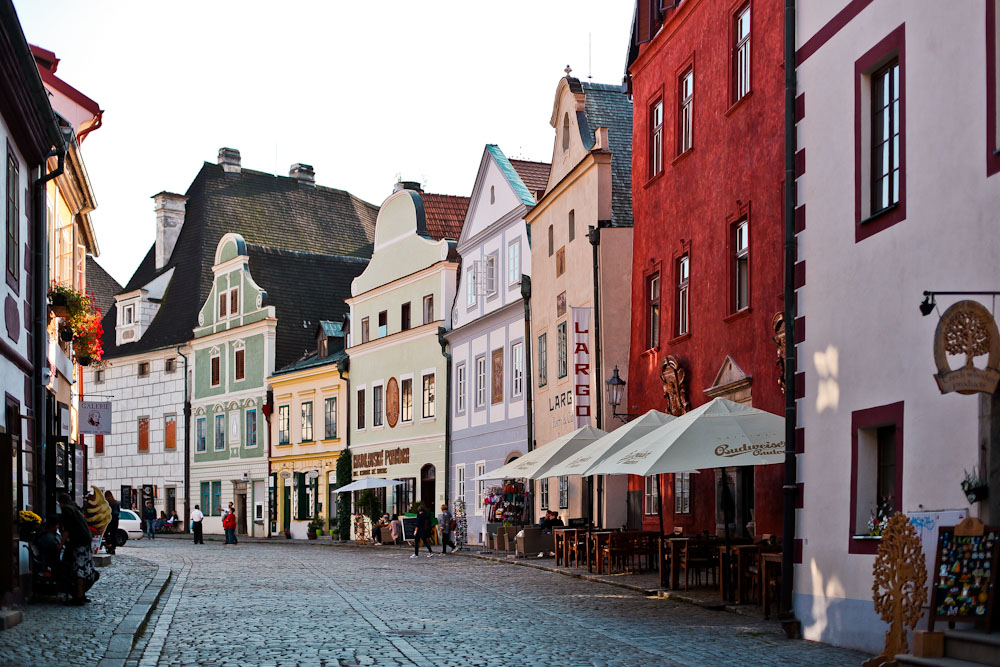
[588,33,592,80]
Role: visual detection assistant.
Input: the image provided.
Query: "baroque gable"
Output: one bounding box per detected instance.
[194,233,273,337]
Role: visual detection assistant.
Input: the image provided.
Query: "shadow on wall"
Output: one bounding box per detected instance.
[795,557,887,655]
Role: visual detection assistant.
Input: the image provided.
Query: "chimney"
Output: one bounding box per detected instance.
[289,163,315,187]
[392,180,422,193]
[218,147,241,173]
[594,127,609,151]
[152,192,188,270]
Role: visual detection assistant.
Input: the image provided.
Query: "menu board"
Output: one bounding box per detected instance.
[928,523,999,631]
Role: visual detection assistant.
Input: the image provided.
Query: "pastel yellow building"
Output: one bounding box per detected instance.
[267,321,349,538]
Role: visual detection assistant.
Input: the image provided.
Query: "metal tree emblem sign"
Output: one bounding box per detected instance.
[867,513,928,665]
[933,300,1000,395]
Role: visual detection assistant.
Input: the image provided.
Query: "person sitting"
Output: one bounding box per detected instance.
[33,516,62,571]
[154,511,168,533]
[372,515,388,544]
[538,511,557,534]
[549,512,564,529]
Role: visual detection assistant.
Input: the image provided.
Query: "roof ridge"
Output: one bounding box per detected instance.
[243,243,371,263]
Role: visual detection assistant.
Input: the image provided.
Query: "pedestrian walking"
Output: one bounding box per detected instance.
[410,504,434,559]
[58,493,98,605]
[222,508,237,545]
[389,514,402,545]
[438,504,457,554]
[190,505,204,544]
[103,490,120,555]
[142,501,156,540]
[227,503,238,543]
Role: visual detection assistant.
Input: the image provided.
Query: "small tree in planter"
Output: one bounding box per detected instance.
[306,517,324,540]
[335,447,351,541]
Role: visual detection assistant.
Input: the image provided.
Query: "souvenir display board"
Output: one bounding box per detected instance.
[453,499,468,546]
[483,480,528,524]
[928,519,999,631]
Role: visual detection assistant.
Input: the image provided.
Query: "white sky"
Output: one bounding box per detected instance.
[13,1,635,286]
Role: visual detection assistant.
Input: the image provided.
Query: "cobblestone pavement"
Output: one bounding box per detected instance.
[110,539,866,667]
[0,554,157,666]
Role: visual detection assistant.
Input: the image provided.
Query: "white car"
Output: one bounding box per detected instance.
[114,509,144,545]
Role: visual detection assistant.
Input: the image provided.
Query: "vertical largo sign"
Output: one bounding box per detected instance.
[572,307,591,428]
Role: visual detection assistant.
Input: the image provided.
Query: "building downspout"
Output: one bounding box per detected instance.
[780,0,800,636]
[176,346,190,533]
[337,357,350,525]
[35,147,65,517]
[588,224,605,527]
[520,275,535,524]
[437,328,452,508]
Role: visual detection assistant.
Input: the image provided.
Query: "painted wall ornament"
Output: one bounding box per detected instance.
[933,300,1000,395]
[385,377,399,428]
[660,355,690,416]
[771,312,786,394]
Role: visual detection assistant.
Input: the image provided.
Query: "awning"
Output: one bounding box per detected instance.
[333,478,404,493]
[473,425,607,481]
[586,398,785,477]
[542,410,675,479]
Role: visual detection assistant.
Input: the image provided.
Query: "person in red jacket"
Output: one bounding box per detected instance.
[222,509,237,545]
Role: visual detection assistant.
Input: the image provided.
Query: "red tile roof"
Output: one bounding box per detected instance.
[421,193,469,240]
[509,159,551,201]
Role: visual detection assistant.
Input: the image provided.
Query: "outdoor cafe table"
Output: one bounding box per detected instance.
[761,552,783,618]
[588,530,660,574]
[718,543,758,604]
[553,527,578,567]
[659,536,688,589]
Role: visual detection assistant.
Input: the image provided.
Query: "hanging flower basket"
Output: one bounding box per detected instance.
[77,355,92,367]
[48,283,105,367]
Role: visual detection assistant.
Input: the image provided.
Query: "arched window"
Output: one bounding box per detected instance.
[562,113,570,150]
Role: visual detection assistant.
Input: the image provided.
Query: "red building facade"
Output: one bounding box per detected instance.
[624,0,786,538]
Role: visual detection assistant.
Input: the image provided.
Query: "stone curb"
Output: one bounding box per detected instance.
[95,565,171,667]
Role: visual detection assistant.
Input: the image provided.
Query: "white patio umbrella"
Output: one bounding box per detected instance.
[333,478,405,493]
[473,425,607,481]
[542,410,676,479]
[586,398,785,477]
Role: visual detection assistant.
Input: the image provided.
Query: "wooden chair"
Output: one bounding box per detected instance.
[601,533,632,574]
[566,529,588,568]
[681,540,719,590]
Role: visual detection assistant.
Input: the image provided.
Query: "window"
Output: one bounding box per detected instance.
[393,478,416,516]
[94,434,104,455]
[476,356,486,407]
[490,185,495,204]
[734,220,749,311]
[511,342,524,398]
[547,225,554,257]
[229,287,239,316]
[357,389,366,429]
[214,414,225,450]
[850,402,904,554]
[491,349,503,404]
[456,364,466,413]
[301,401,314,440]
[568,210,575,243]
[165,415,177,450]
[423,294,434,324]
[278,405,290,444]
[650,100,663,176]
[137,417,149,452]
[377,311,387,338]
[324,397,337,439]
[166,487,176,515]
[456,465,466,502]
[218,291,227,319]
[645,475,660,515]
[871,59,900,215]
[677,255,690,336]
[246,409,257,447]
[373,385,383,427]
[484,254,497,296]
[138,362,150,378]
[733,4,751,102]
[361,317,370,343]
[6,148,19,284]
[507,241,520,286]
[95,369,105,384]
[211,355,220,386]
[647,273,660,349]
[121,304,134,325]
[537,334,548,387]
[555,247,565,277]
[561,113,569,150]
[989,0,1000,176]
[164,358,176,373]
[558,476,569,509]
[211,480,222,516]
[557,322,567,378]
[539,480,549,510]
[674,473,691,514]
[197,417,206,452]
[200,482,210,515]
[401,378,413,422]
[679,68,694,154]
[401,302,411,331]
[466,269,476,307]
[422,374,435,418]
[475,462,487,516]
[235,349,245,381]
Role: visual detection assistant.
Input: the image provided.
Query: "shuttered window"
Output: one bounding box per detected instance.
[137,417,149,452]
[211,355,220,386]
[235,349,245,381]
[165,415,177,450]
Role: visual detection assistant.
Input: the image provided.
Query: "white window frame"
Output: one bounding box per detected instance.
[679,68,694,154]
[484,253,498,296]
[539,479,549,510]
[734,4,751,102]
[735,219,749,311]
[400,374,414,423]
[228,287,240,318]
[456,363,466,413]
[421,372,436,420]
[677,255,690,336]
[278,405,290,444]
[301,401,314,441]
[644,475,660,515]
[214,414,225,450]
[675,472,691,514]
[324,396,337,440]
[651,100,663,176]
[466,268,477,307]
[475,461,486,516]
[558,476,569,509]
[475,356,487,408]
[507,240,521,287]
[121,304,135,326]
[372,381,384,428]
[456,465,466,504]
[356,385,366,431]
[511,341,523,398]
[245,409,257,448]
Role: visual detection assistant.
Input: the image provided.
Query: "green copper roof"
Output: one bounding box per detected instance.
[486,144,536,207]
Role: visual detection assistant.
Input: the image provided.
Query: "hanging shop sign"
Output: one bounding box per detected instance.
[572,306,591,428]
[78,400,112,435]
[933,300,1000,395]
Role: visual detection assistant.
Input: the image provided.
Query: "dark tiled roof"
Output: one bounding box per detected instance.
[509,159,551,201]
[245,244,365,369]
[104,162,377,359]
[84,256,122,319]
[272,346,347,376]
[420,193,469,240]
[579,80,634,227]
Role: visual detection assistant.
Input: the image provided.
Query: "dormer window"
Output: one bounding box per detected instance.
[122,305,134,325]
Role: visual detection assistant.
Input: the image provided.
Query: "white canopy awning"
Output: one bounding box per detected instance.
[586,398,785,477]
[333,478,404,493]
[473,425,607,481]
[542,410,675,479]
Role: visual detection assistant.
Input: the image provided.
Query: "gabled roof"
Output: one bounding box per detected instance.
[485,145,537,207]
[103,161,378,360]
[272,346,347,377]
[509,158,551,202]
[85,256,121,319]
[579,80,633,227]
[420,192,469,241]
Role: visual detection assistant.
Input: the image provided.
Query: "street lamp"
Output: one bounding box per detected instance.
[606,366,638,423]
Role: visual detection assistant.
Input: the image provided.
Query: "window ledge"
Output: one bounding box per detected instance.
[725,91,753,117]
[671,147,694,167]
[668,333,691,345]
[723,307,752,324]
[321,437,341,444]
[420,416,436,423]
[852,535,882,540]
[858,202,900,226]
[643,169,666,189]
[300,439,316,444]
[641,346,660,357]
[276,442,291,447]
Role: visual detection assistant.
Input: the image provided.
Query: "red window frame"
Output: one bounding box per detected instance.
[848,401,904,555]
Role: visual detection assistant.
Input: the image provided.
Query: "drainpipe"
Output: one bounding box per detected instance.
[176,346,190,533]
[587,224,606,528]
[337,357,350,523]
[36,147,65,517]
[780,0,800,634]
[437,327,452,509]
[520,275,535,525]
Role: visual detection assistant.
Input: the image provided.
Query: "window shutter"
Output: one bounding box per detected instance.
[294,472,307,520]
[311,475,320,518]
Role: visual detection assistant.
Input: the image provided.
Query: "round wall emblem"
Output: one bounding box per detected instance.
[386,377,400,427]
[933,300,1000,395]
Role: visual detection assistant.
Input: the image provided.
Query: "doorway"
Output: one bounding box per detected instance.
[420,464,436,509]
[236,493,248,535]
[282,485,291,533]
[626,489,643,530]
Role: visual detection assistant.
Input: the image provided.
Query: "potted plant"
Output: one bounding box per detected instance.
[329,527,339,540]
[48,283,105,368]
[868,497,894,537]
[17,510,41,541]
[283,528,291,539]
[961,467,989,504]
[306,517,324,540]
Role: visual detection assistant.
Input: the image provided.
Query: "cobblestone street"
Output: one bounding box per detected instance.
[2,538,868,666]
